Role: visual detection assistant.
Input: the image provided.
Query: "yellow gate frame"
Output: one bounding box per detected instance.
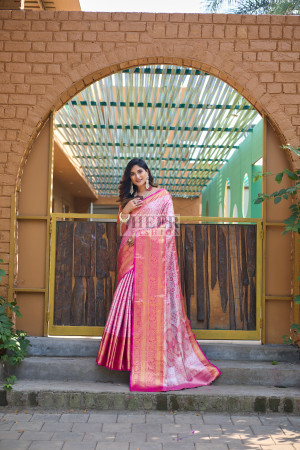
[48,213,262,340]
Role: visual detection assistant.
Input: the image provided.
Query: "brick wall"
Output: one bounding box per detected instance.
[0,10,299,293]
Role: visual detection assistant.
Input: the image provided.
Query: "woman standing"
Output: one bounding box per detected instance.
[96,158,220,392]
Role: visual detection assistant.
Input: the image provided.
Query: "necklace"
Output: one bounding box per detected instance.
[134,186,154,199]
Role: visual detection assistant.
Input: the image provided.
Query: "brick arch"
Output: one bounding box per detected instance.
[16,49,297,188]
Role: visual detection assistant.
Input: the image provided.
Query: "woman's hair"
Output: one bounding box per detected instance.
[118,158,157,207]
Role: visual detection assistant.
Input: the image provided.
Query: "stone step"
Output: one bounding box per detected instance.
[2,380,299,415]
[5,357,300,387]
[27,337,299,362]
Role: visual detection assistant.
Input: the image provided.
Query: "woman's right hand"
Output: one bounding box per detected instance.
[122,198,143,215]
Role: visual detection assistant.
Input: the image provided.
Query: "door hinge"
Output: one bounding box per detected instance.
[260,228,264,240]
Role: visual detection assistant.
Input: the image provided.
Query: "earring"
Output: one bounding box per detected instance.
[146,175,149,190]
[130,182,134,195]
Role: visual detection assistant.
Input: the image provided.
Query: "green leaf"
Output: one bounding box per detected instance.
[275,172,283,183]
[254,197,265,205]
[253,173,262,183]
[294,295,300,304]
[283,169,298,180]
[274,197,282,204]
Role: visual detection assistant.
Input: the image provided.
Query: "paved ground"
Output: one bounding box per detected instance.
[0,408,299,449]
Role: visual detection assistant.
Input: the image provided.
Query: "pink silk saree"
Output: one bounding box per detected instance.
[96,188,220,391]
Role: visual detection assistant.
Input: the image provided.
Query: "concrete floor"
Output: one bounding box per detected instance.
[0,407,299,449]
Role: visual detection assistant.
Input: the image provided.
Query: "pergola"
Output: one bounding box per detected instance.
[54,65,261,198]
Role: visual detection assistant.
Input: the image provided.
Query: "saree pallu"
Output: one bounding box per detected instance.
[96,188,220,391]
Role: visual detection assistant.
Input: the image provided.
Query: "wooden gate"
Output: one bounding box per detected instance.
[48,214,262,339]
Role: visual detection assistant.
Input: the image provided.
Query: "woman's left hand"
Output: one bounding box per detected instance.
[127,236,134,247]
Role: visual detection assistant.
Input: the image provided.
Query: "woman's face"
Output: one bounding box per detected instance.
[130,165,148,188]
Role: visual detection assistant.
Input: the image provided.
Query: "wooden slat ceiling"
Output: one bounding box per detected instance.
[23,0,81,10]
[54,65,261,198]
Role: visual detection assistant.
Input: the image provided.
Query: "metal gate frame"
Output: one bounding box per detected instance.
[48,213,262,340]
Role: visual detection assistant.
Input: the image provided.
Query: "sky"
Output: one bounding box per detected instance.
[79,0,229,14]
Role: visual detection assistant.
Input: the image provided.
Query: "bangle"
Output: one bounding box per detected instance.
[119,211,130,223]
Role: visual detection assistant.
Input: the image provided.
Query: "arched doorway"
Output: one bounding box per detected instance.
[12,61,294,344]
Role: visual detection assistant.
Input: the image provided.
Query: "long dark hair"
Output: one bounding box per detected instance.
[118,158,157,208]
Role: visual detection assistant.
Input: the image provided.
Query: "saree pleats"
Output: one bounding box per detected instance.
[131,233,166,391]
[96,268,133,371]
[96,188,221,391]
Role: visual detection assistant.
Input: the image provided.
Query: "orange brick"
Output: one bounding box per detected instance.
[125,13,140,21]
[25,74,53,85]
[68,11,83,20]
[241,15,256,24]
[112,12,126,21]
[237,25,247,39]
[271,26,282,39]
[227,15,241,24]
[257,15,270,24]
[90,22,104,31]
[250,40,277,51]
[31,21,45,31]
[30,85,46,95]
[32,64,46,74]
[46,42,74,52]
[27,53,53,63]
[189,24,201,39]
[83,31,97,41]
[0,31,11,40]
[3,20,30,31]
[47,64,61,74]
[61,21,89,31]
[273,51,299,61]
[151,23,165,38]
[254,62,279,72]
[32,42,46,52]
[26,31,52,41]
[278,41,292,51]
[6,63,32,73]
[139,13,154,21]
[259,73,274,82]
[53,32,68,42]
[75,42,102,52]
[16,106,28,118]
[169,13,185,22]
[243,52,257,61]
[283,84,296,94]
[283,27,293,39]
[279,62,294,72]
[220,42,234,52]
[0,53,11,62]
[5,41,31,52]
[46,21,60,32]
[213,24,225,38]
[259,25,270,39]
[234,40,249,51]
[257,52,271,61]
[105,22,119,32]
[16,84,30,94]
[0,197,10,208]
[275,73,300,83]
[178,24,189,38]
[96,32,125,42]
[225,25,236,39]
[212,14,226,23]
[202,24,213,38]
[120,22,146,32]
[125,32,140,43]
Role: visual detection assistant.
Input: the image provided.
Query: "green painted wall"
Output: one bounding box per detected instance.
[202,120,263,218]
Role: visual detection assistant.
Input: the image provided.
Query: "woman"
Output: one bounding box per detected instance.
[96,158,220,392]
